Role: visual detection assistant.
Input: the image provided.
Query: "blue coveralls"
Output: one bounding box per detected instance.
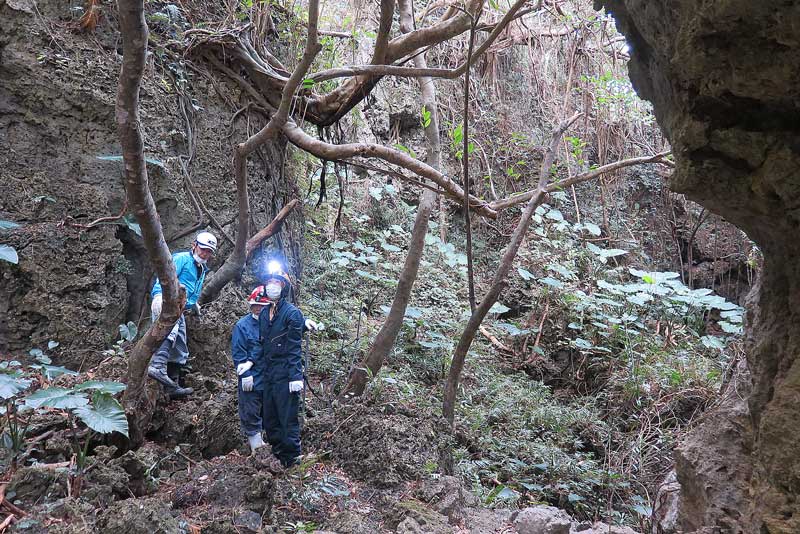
[259,299,305,466]
[231,314,265,437]
[151,251,209,365]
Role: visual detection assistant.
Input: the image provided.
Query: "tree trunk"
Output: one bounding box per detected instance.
[442,114,580,425]
[116,0,184,446]
[339,0,442,399]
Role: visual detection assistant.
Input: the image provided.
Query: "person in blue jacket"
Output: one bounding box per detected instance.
[148,231,217,398]
[258,261,308,467]
[230,286,271,452]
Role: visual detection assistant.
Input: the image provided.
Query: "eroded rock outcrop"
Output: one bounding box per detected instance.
[596,1,800,532]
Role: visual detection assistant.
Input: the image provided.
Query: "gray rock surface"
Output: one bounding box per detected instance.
[595,1,800,531]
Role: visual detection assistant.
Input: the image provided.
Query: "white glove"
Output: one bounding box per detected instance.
[150,294,163,322]
[305,319,324,331]
[237,361,253,376]
[289,380,304,393]
[241,376,254,392]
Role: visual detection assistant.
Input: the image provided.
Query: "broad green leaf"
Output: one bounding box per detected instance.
[74,392,129,437]
[47,340,60,350]
[582,222,601,236]
[719,321,743,334]
[568,493,585,502]
[73,381,126,394]
[40,365,79,380]
[368,187,383,201]
[720,310,743,323]
[701,335,725,350]
[404,307,423,319]
[355,270,387,283]
[0,374,31,399]
[545,209,564,221]
[629,268,680,283]
[381,242,401,252]
[633,504,652,517]
[0,245,19,264]
[451,123,463,144]
[489,302,510,314]
[626,293,653,306]
[122,214,142,237]
[97,155,165,169]
[547,263,575,279]
[495,323,530,336]
[517,268,535,281]
[0,220,20,230]
[26,388,88,409]
[394,144,416,159]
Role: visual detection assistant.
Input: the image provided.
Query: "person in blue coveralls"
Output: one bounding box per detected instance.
[257,260,313,467]
[231,286,271,453]
[231,277,322,455]
[147,231,217,398]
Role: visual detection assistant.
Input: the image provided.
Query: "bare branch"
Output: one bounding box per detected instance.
[281,121,498,219]
[489,150,672,211]
[308,0,529,83]
[308,0,488,125]
[341,0,444,399]
[241,0,322,152]
[370,0,396,65]
[245,199,300,258]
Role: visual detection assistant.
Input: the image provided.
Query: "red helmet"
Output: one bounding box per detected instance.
[247,286,270,305]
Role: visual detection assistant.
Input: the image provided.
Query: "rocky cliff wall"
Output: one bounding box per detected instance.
[596,1,800,532]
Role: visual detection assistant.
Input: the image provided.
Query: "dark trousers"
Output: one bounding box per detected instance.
[237,387,263,437]
[262,381,301,466]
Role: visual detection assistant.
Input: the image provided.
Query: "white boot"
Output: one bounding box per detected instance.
[248,433,266,452]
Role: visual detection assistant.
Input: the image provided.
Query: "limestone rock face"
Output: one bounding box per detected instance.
[595,1,800,532]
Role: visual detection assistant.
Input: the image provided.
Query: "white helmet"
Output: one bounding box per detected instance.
[195,231,217,252]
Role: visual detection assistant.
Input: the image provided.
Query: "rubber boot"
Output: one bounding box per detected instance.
[165,383,194,399]
[148,348,177,388]
[248,433,266,453]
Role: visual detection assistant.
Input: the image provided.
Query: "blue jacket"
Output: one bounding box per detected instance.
[151,251,209,309]
[259,300,305,383]
[231,314,265,390]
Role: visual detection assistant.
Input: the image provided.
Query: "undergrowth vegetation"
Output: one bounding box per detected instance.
[298,168,742,528]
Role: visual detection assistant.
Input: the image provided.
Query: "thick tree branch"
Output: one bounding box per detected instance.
[281,121,497,219]
[370,0,396,65]
[442,112,581,426]
[489,151,672,211]
[308,0,529,83]
[463,12,478,312]
[308,0,488,125]
[245,199,300,258]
